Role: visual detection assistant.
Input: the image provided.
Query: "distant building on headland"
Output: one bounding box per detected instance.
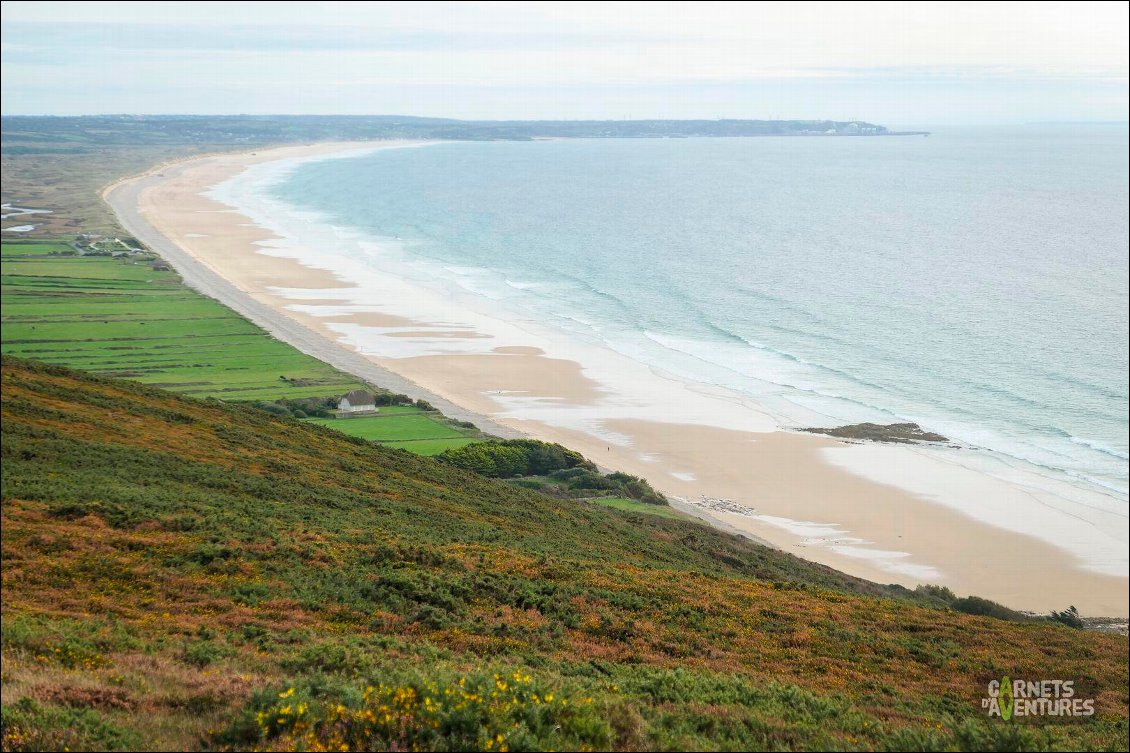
[831,122,881,135]
[336,389,379,417]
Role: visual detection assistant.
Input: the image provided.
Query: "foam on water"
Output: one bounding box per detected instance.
[264,131,1127,507]
[208,129,1129,578]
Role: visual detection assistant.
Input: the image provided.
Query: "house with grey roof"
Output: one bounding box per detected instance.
[336,389,379,417]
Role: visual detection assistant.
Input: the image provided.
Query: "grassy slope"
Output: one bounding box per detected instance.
[589,497,691,520]
[304,414,478,455]
[1,242,364,402]
[2,356,1126,751]
[304,414,468,441]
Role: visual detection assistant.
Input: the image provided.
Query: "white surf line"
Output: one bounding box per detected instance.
[753,513,943,580]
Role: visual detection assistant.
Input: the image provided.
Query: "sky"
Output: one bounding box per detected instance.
[1,1,1127,126]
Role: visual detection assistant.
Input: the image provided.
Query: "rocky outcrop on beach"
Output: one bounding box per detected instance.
[801,422,949,444]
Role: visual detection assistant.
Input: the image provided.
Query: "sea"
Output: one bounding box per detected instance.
[260,126,1128,507]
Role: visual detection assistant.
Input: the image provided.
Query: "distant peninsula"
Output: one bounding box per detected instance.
[1,114,928,152]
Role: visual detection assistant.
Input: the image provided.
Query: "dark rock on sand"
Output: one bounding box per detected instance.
[801,422,949,444]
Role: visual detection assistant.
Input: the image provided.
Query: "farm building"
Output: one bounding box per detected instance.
[336,389,379,417]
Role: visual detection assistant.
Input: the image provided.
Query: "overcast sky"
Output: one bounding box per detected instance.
[2,1,1127,125]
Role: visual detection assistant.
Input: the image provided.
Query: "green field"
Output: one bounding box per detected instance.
[304,412,479,455]
[589,496,691,519]
[1,240,366,402]
[388,437,479,455]
[0,240,75,256]
[350,404,428,416]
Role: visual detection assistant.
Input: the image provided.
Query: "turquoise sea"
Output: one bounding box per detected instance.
[270,126,1129,501]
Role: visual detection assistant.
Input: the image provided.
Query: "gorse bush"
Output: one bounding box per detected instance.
[223,670,613,752]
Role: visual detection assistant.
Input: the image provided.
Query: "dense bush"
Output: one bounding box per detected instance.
[259,395,340,419]
[438,440,668,505]
[607,471,667,505]
[950,596,1024,621]
[436,439,594,478]
[548,467,590,481]
[255,402,292,417]
[912,584,1040,623]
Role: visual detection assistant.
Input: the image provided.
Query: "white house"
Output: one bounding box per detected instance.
[336,389,379,417]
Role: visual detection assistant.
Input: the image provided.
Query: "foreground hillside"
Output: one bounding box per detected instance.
[1,357,1126,751]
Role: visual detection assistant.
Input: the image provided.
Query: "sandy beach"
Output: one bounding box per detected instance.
[104,141,1129,616]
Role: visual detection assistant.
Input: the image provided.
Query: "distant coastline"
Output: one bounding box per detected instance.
[3,113,925,147]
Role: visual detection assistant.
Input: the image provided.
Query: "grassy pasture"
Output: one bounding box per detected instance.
[0,241,75,256]
[1,241,365,402]
[385,437,480,455]
[589,496,691,519]
[304,414,468,441]
[303,412,479,455]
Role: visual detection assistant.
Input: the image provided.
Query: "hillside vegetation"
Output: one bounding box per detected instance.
[436,439,668,506]
[1,356,1127,751]
[2,114,890,152]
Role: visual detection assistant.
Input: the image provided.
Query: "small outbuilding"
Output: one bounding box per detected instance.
[336,389,379,417]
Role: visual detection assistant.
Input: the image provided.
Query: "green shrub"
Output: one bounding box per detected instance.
[256,402,292,417]
[437,439,594,478]
[509,477,550,491]
[281,642,355,674]
[548,467,590,481]
[1,698,139,751]
[1049,605,1084,629]
[182,638,235,668]
[567,472,619,491]
[950,596,1024,621]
